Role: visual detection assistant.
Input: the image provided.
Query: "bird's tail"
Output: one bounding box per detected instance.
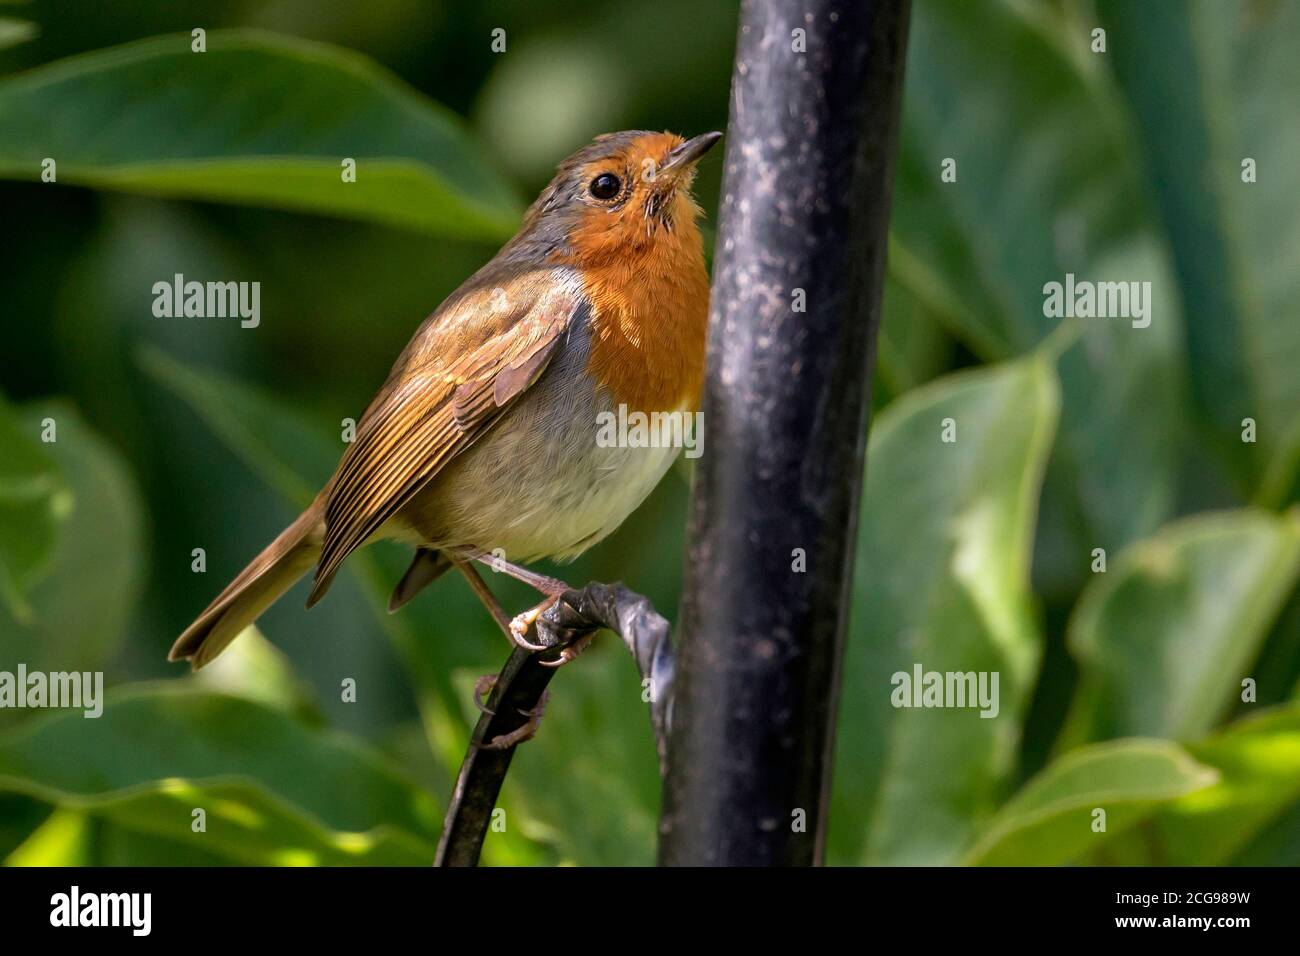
[169,498,325,670]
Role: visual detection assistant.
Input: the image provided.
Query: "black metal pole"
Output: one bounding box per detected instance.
[659,0,911,865]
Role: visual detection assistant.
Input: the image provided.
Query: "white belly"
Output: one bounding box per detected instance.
[410,317,689,563]
[456,428,680,562]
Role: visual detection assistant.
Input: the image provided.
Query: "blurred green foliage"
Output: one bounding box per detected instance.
[0,0,1296,865]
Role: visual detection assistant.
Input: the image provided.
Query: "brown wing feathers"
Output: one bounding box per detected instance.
[305,275,579,607]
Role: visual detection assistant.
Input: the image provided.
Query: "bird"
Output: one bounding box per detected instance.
[169,129,720,686]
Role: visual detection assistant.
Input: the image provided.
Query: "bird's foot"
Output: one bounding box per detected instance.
[508,595,561,652]
[539,631,595,668]
[477,689,550,751]
[472,674,497,715]
[510,593,598,667]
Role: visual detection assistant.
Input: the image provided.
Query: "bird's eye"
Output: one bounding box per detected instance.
[589,173,622,200]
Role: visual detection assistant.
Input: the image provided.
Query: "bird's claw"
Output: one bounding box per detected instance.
[510,593,597,667]
[478,689,550,750]
[472,674,497,715]
[540,632,594,668]
[509,598,555,652]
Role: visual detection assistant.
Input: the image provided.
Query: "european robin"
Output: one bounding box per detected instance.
[170,130,720,672]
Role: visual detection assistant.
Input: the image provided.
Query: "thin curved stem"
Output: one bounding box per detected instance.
[433,581,675,867]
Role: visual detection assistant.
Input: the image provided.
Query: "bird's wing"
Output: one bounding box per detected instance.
[307,271,583,605]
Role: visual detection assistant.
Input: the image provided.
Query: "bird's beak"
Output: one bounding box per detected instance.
[660,131,723,174]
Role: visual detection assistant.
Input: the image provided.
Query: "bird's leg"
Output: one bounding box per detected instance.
[450,555,515,646]
[456,547,570,597]
[451,547,574,654]
[452,548,593,663]
[454,554,567,751]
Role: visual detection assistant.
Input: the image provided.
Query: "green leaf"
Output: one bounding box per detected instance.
[6,808,247,866]
[0,687,440,865]
[830,352,1059,864]
[891,0,1138,355]
[0,394,66,623]
[0,793,52,861]
[963,739,1217,866]
[0,402,145,687]
[875,267,954,401]
[1228,802,1300,865]
[1153,706,1300,865]
[137,345,330,506]
[1060,509,1300,745]
[94,823,241,866]
[1072,706,1300,865]
[188,625,321,721]
[0,31,522,240]
[892,0,1188,575]
[0,18,36,52]
[5,808,93,866]
[1097,0,1300,491]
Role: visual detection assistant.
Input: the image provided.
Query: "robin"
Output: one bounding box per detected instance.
[169,130,720,699]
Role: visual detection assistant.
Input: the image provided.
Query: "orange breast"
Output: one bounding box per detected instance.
[573,205,710,414]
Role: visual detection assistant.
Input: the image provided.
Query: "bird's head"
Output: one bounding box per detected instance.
[515,130,722,266]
